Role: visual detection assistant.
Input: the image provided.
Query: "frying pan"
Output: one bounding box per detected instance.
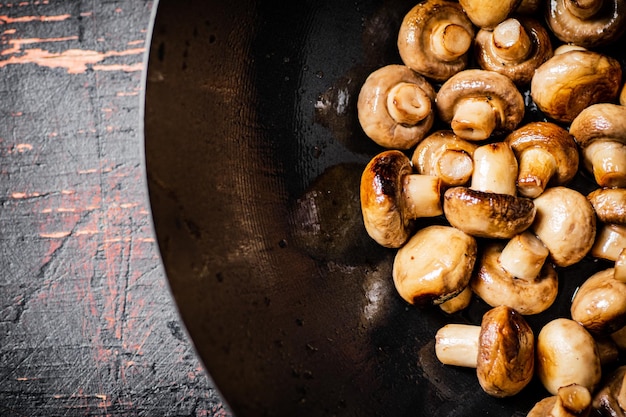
[143,0,624,416]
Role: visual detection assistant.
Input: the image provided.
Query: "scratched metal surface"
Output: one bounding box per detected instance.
[0,1,231,416]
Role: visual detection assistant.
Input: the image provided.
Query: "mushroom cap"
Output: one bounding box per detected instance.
[443,186,536,239]
[476,305,534,397]
[360,150,413,248]
[357,65,436,149]
[392,225,477,306]
[397,0,474,82]
[471,242,558,315]
[570,103,626,149]
[588,188,626,225]
[437,69,525,134]
[571,268,626,334]
[536,318,602,395]
[459,0,522,28]
[530,50,622,123]
[505,121,579,185]
[411,130,478,187]
[531,186,596,267]
[546,0,626,48]
[474,17,553,85]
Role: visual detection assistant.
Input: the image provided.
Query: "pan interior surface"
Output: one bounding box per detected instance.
[144,0,618,416]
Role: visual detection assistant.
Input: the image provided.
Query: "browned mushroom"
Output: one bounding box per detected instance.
[527,384,592,417]
[471,232,558,315]
[515,0,543,14]
[621,83,626,106]
[444,142,536,239]
[437,69,525,141]
[588,188,626,225]
[506,121,579,198]
[357,65,436,150]
[570,103,626,188]
[435,305,534,397]
[458,0,522,28]
[546,0,626,48]
[392,225,477,306]
[474,17,553,85]
[397,0,474,82]
[536,318,602,395]
[411,130,478,188]
[530,48,622,123]
[571,250,626,335]
[360,150,442,248]
[591,224,626,261]
[592,366,626,417]
[531,186,596,267]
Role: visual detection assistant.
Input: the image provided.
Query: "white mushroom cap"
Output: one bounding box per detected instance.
[536,318,602,395]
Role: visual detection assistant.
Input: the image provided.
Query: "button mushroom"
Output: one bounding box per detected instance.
[357,65,436,150]
[474,17,553,86]
[505,121,579,198]
[471,232,558,315]
[592,366,626,417]
[360,150,442,248]
[434,305,534,397]
[527,384,592,417]
[458,0,522,28]
[571,250,626,335]
[530,48,622,123]
[591,224,626,261]
[536,318,602,395]
[397,0,474,82]
[570,103,626,188]
[546,0,626,48]
[411,130,478,188]
[531,186,596,267]
[436,69,525,141]
[588,188,626,226]
[392,225,477,306]
[444,142,537,239]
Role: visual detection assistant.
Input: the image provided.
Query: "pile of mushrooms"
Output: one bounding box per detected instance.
[354,0,626,411]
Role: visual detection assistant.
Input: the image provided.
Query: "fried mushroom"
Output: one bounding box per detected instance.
[459,0,522,28]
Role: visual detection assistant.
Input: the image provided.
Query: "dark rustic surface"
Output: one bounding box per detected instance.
[0,1,232,416]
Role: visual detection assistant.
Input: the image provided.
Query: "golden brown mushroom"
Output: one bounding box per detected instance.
[531,186,596,267]
[527,384,592,417]
[360,150,442,248]
[435,305,534,397]
[471,232,558,315]
[530,48,622,123]
[437,69,525,141]
[536,318,602,395]
[444,142,536,239]
[570,103,626,188]
[458,0,522,28]
[411,130,478,188]
[397,0,474,82]
[546,0,626,48]
[474,17,553,85]
[392,225,477,306]
[357,65,436,150]
[588,188,626,225]
[506,121,579,198]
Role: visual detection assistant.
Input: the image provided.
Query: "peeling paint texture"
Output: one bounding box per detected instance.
[0,1,232,416]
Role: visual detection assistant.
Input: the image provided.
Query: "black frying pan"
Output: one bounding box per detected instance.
[143,1,624,416]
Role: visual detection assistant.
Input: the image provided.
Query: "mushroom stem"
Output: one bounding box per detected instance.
[435,323,480,368]
[471,142,518,196]
[499,231,549,280]
[618,374,626,411]
[554,384,592,417]
[591,224,626,262]
[517,147,558,198]
[437,149,474,186]
[583,140,626,188]
[386,82,432,125]
[402,174,443,219]
[439,286,473,314]
[492,18,532,62]
[431,22,473,62]
[615,249,626,283]
[451,98,498,141]
[565,0,603,20]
